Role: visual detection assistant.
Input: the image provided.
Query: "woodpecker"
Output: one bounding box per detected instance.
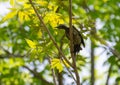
[56,24,85,54]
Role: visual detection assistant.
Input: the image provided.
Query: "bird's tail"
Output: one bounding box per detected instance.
[74,44,82,54]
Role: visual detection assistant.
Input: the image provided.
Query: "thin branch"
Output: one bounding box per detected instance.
[28,0,72,67]
[69,0,74,55]
[57,71,62,85]
[0,46,25,58]
[90,40,95,85]
[59,35,76,82]
[93,34,120,59]
[61,58,76,82]
[23,65,53,85]
[59,34,76,83]
[108,47,120,59]
[105,64,112,85]
[57,34,65,85]
[69,0,80,85]
[48,57,58,85]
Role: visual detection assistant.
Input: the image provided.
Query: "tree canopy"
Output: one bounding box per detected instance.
[0,0,120,85]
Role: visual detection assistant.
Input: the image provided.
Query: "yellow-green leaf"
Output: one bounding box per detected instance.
[63,60,70,68]
[51,59,63,72]
[25,39,36,48]
[2,9,17,21]
[37,1,47,6]
[10,0,15,6]
[103,0,108,3]
[18,11,30,23]
[44,12,64,27]
[37,30,42,38]
[18,11,24,23]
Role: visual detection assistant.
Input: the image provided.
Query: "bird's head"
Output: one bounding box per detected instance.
[56,24,68,30]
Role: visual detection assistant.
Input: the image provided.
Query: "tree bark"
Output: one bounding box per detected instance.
[90,40,95,85]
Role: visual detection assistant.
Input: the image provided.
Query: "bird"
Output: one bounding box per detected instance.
[56,24,85,54]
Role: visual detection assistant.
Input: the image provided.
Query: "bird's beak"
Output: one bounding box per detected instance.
[55,26,61,29]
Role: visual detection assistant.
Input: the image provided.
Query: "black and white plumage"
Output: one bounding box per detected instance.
[56,24,85,54]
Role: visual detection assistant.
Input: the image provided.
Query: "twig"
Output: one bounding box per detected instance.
[69,0,80,85]
[93,34,120,59]
[0,45,26,58]
[61,58,76,82]
[23,65,53,85]
[28,0,72,67]
[90,40,95,85]
[105,64,112,85]
[48,57,58,85]
[57,34,65,85]
[108,47,120,59]
[69,0,74,55]
[59,34,76,82]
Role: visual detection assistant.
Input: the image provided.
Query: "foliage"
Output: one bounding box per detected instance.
[0,0,120,85]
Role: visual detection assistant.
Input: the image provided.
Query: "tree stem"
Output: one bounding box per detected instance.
[105,64,112,85]
[69,0,80,85]
[90,40,95,85]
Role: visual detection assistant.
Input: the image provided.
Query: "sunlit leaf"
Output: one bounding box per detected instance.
[51,58,63,72]
[2,9,18,21]
[37,1,48,6]
[44,12,64,27]
[18,11,30,23]
[48,3,53,10]
[16,0,27,2]
[10,0,15,6]
[25,39,36,48]
[63,60,70,68]
[53,6,58,12]
[37,30,42,38]
[103,0,108,3]
[9,58,14,65]
[18,11,24,23]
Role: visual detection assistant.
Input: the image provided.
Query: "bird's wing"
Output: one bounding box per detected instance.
[72,26,85,47]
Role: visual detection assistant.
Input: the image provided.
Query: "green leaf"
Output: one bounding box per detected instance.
[108,56,116,65]
[25,39,36,49]
[116,77,120,83]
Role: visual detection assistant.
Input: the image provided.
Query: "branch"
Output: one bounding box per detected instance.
[23,65,53,85]
[69,0,74,55]
[69,0,80,85]
[0,55,23,59]
[57,35,65,85]
[90,40,95,85]
[59,35,76,83]
[105,64,112,85]
[0,46,25,58]
[61,58,76,82]
[28,0,72,67]
[48,57,58,85]
[93,33,120,59]
[108,47,120,59]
